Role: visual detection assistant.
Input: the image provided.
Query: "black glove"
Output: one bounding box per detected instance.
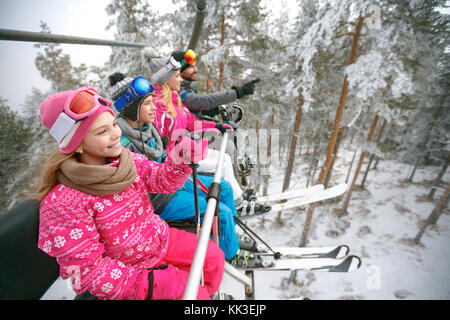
[232,78,260,99]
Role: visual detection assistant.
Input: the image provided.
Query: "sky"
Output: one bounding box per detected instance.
[2,1,445,114]
[0,0,291,113]
[0,0,114,111]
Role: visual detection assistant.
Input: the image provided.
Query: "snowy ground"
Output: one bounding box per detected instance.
[41,149,450,300]
[221,151,450,300]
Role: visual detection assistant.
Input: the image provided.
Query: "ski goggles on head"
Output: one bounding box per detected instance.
[169,56,182,69]
[49,86,112,143]
[183,49,197,66]
[114,76,155,112]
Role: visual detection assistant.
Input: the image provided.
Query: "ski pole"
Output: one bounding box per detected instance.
[189,161,206,288]
[234,216,281,260]
[186,131,206,286]
[183,132,228,300]
[190,163,201,235]
[187,175,209,194]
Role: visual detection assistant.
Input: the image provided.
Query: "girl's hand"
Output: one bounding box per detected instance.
[168,135,208,164]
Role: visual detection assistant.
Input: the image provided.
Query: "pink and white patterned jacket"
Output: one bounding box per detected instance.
[38,152,191,300]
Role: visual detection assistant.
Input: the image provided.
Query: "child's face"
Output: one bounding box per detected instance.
[167,71,183,91]
[79,112,122,165]
[139,95,156,124]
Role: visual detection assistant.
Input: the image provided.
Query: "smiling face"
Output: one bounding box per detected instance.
[78,111,122,165]
[166,70,183,91]
[180,63,197,81]
[138,95,156,125]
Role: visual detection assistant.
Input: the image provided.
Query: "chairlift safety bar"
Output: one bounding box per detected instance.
[182,131,229,300]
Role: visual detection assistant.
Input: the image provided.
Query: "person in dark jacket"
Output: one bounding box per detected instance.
[171,49,259,181]
[171,49,257,116]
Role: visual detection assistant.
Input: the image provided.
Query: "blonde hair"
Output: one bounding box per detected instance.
[33,150,78,201]
[160,83,185,118]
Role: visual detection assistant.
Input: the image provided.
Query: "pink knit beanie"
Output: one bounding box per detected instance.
[40,87,115,154]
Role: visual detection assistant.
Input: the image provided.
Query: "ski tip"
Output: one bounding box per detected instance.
[325,245,350,259]
[337,182,348,189]
[335,182,349,194]
[337,245,350,259]
[331,255,362,272]
[347,255,362,272]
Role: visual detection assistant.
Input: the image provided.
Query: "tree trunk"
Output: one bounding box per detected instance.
[408,160,420,183]
[324,126,345,188]
[282,94,304,192]
[298,14,365,247]
[338,114,379,215]
[217,11,225,91]
[277,94,304,224]
[306,124,322,187]
[428,152,450,200]
[205,40,210,94]
[409,97,445,181]
[345,150,357,183]
[360,154,375,188]
[414,185,450,244]
[262,114,275,196]
[305,145,311,158]
[423,96,445,164]
[360,118,387,188]
[373,122,393,170]
[255,119,261,193]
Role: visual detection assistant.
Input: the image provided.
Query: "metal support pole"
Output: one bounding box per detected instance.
[245,270,255,300]
[0,28,147,48]
[183,132,229,300]
[188,0,207,51]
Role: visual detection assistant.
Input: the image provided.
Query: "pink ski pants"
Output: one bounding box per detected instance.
[162,227,225,300]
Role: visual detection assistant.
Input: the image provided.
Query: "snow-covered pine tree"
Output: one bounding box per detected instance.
[34,22,91,92]
[282,0,373,248]
[4,22,102,211]
[104,0,168,83]
[360,117,388,188]
[352,0,450,181]
[0,99,35,211]
[173,0,285,176]
[291,0,447,246]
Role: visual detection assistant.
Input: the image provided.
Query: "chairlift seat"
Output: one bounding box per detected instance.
[0,200,59,300]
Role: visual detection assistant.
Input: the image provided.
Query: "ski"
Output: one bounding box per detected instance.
[255,245,350,260]
[238,183,348,220]
[256,184,325,202]
[242,255,362,273]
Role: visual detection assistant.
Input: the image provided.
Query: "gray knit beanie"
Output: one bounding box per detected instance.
[143,47,181,86]
[109,72,133,102]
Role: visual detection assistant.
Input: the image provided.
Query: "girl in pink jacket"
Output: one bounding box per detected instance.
[152,84,219,151]
[36,86,224,300]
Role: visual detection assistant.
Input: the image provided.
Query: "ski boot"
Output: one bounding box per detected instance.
[234,188,256,207]
[243,188,257,202]
[238,234,267,253]
[236,200,271,218]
